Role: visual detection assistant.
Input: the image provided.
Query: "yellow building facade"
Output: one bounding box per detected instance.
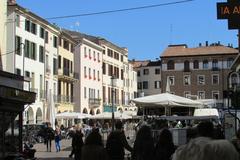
[57,31,77,113]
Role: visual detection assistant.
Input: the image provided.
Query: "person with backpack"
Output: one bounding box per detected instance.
[106,121,133,160]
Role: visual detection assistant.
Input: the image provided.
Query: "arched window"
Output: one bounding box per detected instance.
[203,60,208,69]
[167,60,175,70]
[184,60,190,72]
[193,60,199,69]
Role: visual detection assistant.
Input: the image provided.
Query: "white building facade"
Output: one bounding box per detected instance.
[6,4,59,124]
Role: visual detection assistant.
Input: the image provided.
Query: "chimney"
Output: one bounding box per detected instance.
[8,0,16,5]
[205,41,208,46]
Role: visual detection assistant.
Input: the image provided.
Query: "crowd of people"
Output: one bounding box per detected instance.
[40,120,240,160]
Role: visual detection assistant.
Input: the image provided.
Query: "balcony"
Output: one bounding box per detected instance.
[55,95,74,104]
[89,98,101,108]
[212,67,220,71]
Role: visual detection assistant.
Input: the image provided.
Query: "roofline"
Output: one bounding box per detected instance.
[9,4,60,33]
[160,52,238,58]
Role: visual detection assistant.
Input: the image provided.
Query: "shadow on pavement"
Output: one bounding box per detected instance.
[38,158,72,160]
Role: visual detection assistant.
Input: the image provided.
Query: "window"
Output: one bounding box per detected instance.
[184,61,190,72]
[155,68,160,74]
[24,40,30,58]
[108,64,113,76]
[89,49,91,58]
[167,60,174,70]
[203,60,208,69]
[16,15,20,27]
[30,42,36,60]
[137,71,140,77]
[84,47,87,57]
[212,74,219,85]
[31,22,37,34]
[103,62,106,75]
[137,82,142,90]
[15,36,22,55]
[93,51,96,60]
[198,75,205,85]
[97,52,100,62]
[168,76,175,86]
[93,69,96,79]
[84,66,87,77]
[107,49,113,57]
[198,91,205,99]
[193,60,199,69]
[16,68,21,75]
[89,68,91,78]
[184,75,191,85]
[53,58,58,75]
[58,38,62,46]
[25,71,30,78]
[53,36,57,48]
[97,71,100,80]
[39,46,44,63]
[142,81,148,89]
[25,19,30,32]
[121,55,123,62]
[40,27,44,39]
[154,81,161,89]
[58,55,61,69]
[212,59,218,70]
[45,31,48,43]
[212,91,219,100]
[84,87,87,98]
[143,69,149,75]
[70,44,74,53]
[227,58,234,68]
[184,91,191,98]
[63,40,69,50]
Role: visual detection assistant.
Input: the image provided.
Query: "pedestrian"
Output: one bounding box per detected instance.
[81,129,108,160]
[132,125,155,160]
[44,122,54,152]
[69,125,77,158]
[55,126,61,152]
[106,120,133,160]
[172,137,239,160]
[72,124,84,160]
[155,128,176,160]
[231,128,240,153]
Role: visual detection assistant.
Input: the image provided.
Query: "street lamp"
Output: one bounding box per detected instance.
[111,75,116,131]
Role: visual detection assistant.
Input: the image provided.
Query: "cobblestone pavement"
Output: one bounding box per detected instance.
[33,139,72,160]
[33,130,136,160]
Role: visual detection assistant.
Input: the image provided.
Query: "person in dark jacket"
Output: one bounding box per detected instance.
[132,125,155,160]
[155,128,176,160]
[44,122,54,152]
[81,129,108,160]
[106,121,133,160]
[72,125,84,160]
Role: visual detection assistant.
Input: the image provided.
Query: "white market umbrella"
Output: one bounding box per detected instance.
[132,92,203,108]
[46,89,56,130]
[91,111,132,120]
[55,112,91,119]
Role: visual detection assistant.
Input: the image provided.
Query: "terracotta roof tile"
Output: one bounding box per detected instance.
[161,45,238,58]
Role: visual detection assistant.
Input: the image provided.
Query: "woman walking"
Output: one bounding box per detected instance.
[55,126,61,152]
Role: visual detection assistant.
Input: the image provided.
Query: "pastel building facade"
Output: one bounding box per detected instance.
[6,3,59,124]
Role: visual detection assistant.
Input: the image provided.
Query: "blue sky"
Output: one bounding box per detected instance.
[17,0,237,60]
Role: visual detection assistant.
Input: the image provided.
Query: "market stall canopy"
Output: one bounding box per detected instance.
[90,111,132,120]
[132,93,203,108]
[193,108,219,117]
[55,112,91,119]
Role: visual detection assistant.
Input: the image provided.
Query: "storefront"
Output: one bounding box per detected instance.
[0,71,36,158]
